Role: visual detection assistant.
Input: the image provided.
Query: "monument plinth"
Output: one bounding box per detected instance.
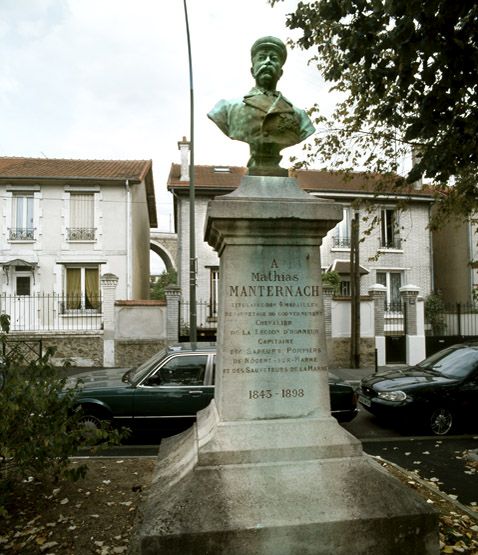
[137,177,439,554]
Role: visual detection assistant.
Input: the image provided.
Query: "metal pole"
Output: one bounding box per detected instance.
[350,212,360,368]
[183,0,197,343]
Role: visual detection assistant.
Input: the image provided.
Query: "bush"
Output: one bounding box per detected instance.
[425,292,447,335]
[0,314,123,515]
[321,271,341,294]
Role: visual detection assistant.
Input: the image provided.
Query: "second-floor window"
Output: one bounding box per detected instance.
[10,194,34,240]
[68,193,95,241]
[380,208,401,249]
[333,206,351,248]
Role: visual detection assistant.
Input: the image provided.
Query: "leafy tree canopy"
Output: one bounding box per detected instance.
[150,269,177,301]
[270,0,478,224]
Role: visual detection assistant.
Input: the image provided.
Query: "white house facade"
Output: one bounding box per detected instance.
[167,160,435,341]
[0,157,157,331]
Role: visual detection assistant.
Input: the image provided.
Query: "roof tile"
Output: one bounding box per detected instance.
[167,163,435,198]
[0,157,152,181]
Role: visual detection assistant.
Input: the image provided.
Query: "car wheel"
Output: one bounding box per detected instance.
[77,408,111,442]
[429,407,454,436]
[78,413,103,432]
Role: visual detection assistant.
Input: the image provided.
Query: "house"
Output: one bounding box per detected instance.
[167,160,436,332]
[432,216,478,305]
[0,157,157,330]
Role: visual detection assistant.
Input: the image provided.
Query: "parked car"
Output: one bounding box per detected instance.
[358,343,478,435]
[66,343,358,434]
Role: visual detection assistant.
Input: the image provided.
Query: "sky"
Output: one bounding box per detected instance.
[1,0,336,271]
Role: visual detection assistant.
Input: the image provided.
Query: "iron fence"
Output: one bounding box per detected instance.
[2,338,42,364]
[179,300,217,339]
[425,302,478,337]
[0,293,103,332]
[384,301,405,336]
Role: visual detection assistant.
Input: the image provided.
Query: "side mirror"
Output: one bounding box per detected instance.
[145,374,162,387]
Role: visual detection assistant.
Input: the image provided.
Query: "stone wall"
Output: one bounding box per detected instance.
[6,332,103,367]
[327,337,375,369]
[114,301,168,367]
[115,339,167,367]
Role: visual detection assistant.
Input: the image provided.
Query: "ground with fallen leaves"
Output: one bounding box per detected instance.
[0,458,155,554]
[0,453,477,554]
[378,451,478,554]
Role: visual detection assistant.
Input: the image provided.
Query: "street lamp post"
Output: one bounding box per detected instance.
[183,0,197,342]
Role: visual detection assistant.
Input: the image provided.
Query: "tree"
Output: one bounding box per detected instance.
[150,269,177,300]
[270,0,478,226]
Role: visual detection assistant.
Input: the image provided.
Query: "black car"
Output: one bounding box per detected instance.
[358,343,478,435]
[68,343,358,434]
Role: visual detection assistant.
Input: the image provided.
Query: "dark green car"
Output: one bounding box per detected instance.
[67,343,358,434]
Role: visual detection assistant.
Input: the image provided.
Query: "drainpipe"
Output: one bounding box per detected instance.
[428,204,434,294]
[125,179,132,299]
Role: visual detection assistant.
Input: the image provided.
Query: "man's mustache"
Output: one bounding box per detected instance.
[256,64,276,74]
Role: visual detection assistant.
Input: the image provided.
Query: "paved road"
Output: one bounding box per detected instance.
[342,410,478,505]
[361,436,478,505]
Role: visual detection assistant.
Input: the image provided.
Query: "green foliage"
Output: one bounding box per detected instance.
[0,315,123,514]
[424,292,447,335]
[150,269,177,300]
[321,270,341,293]
[270,0,478,226]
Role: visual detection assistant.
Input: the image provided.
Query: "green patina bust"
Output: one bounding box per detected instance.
[208,36,315,177]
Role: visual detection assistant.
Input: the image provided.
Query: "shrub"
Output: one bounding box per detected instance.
[0,314,123,514]
[321,271,341,294]
[425,292,447,335]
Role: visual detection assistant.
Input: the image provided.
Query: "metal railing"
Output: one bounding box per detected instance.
[332,236,351,248]
[66,227,96,241]
[425,302,478,337]
[0,293,103,332]
[8,227,35,241]
[179,300,216,337]
[379,237,402,249]
[384,301,405,335]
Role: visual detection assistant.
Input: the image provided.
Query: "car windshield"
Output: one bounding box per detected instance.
[418,346,478,378]
[125,349,169,385]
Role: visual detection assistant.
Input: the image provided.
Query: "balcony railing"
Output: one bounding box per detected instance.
[67,227,96,241]
[380,237,402,249]
[332,236,351,248]
[8,228,35,241]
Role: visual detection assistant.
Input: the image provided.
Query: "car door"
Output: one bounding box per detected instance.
[132,353,214,426]
[458,367,478,426]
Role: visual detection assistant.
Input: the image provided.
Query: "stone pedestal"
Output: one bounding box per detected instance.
[137,177,438,554]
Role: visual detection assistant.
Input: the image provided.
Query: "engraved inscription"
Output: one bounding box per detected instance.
[222,258,324,382]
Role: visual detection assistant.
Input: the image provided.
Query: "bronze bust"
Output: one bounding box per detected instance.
[208,36,315,177]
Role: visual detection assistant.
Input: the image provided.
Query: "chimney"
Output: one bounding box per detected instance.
[411,145,423,190]
[178,136,190,181]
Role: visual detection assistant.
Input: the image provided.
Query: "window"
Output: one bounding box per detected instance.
[10,194,34,240]
[377,271,402,310]
[333,206,351,248]
[16,275,31,296]
[380,209,401,249]
[65,266,100,310]
[208,267,219,320]
[155,355,208,386]
[338,279,351,297]
[68,193,95,240]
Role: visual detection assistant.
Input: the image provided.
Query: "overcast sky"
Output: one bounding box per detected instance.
[1,0,335,271]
